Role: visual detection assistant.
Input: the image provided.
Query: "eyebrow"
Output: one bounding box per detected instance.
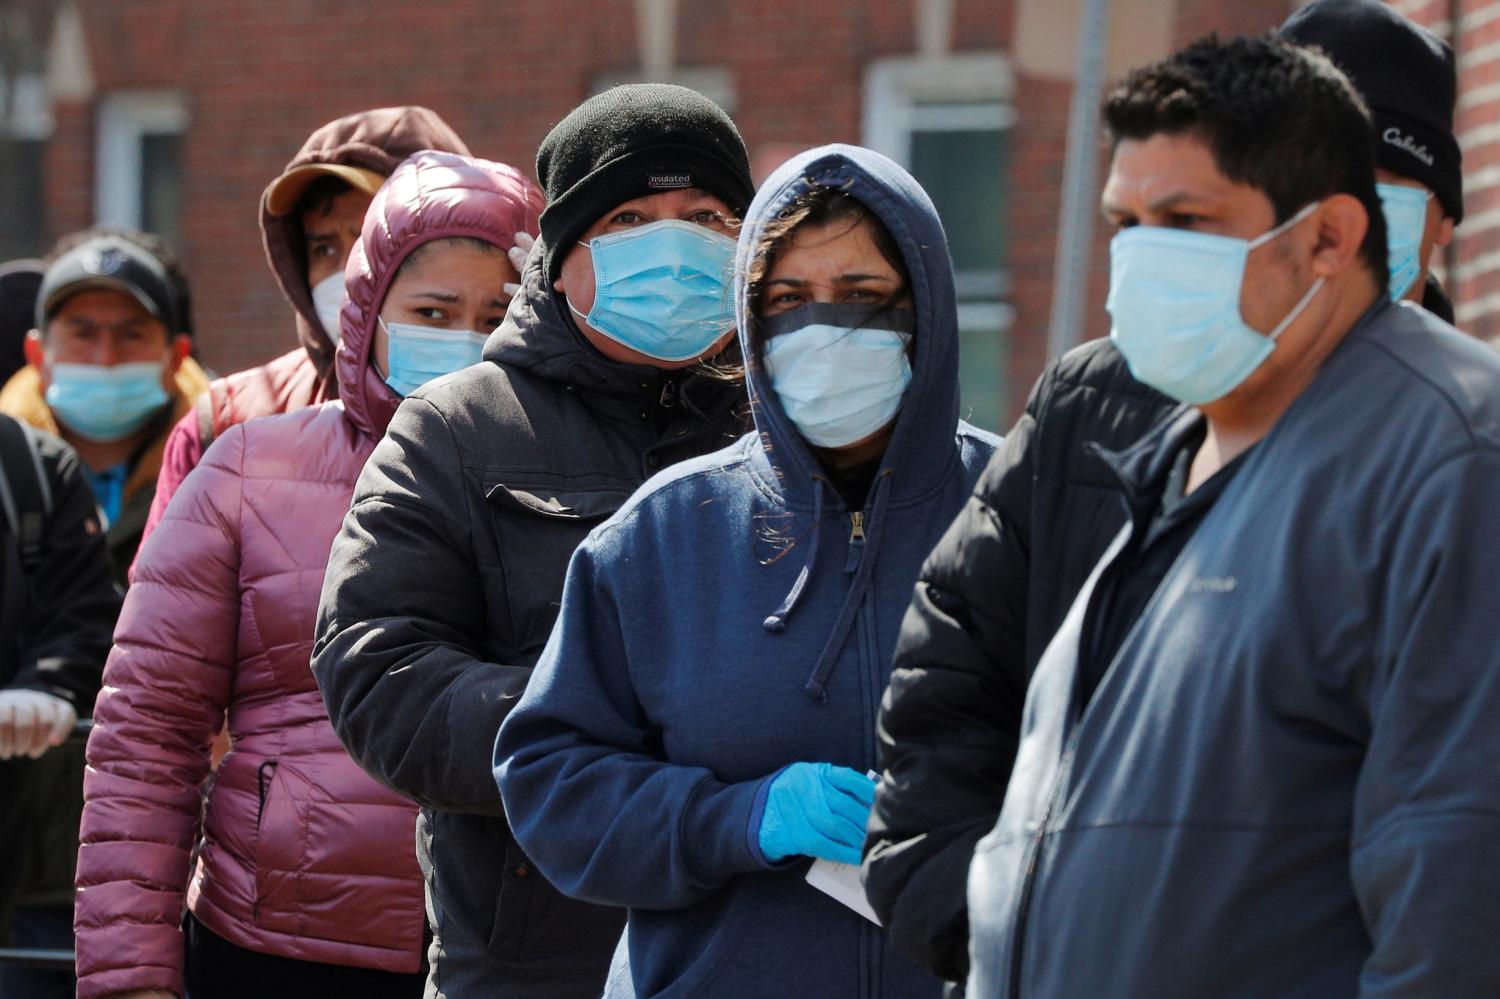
[405,291,509,309]
[766,273,895,287]
[1101,190,1207,219]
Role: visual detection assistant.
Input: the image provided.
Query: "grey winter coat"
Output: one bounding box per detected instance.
[967,299,1500,999]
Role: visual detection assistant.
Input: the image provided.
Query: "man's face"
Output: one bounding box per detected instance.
[303,187,374,288]
[554,187,738,369]
[1375,167,1455,303]
[26,289,187,395]
[1101,131,1364,409]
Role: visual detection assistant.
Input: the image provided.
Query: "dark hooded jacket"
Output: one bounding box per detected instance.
[312,192,749,995]
[494,145,998,999]
[137,106,470,549]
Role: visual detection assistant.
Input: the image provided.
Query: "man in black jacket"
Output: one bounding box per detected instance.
[313,84,753,998]
[863,1,1468,986]
[0,414,119,993]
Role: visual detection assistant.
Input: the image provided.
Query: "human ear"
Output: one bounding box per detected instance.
[23,330,45,370]
[165,334,192,374]
[1308,194,1370,280]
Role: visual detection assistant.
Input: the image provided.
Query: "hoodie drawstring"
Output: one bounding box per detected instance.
[762,478,826,634]
[802,470,894,702]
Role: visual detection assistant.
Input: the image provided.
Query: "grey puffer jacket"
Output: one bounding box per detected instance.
[966,299,1500,998]
[313,240,747,998]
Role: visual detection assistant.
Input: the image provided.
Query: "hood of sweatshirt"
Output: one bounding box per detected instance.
[733,144,976,698]
[336,150,542,441]
[735,143,963,511]
[261,106,471,385]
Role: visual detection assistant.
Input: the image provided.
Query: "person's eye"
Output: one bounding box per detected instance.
[844,288,881,302]
[687,209,720,225]
[612,210,644,226]
[1167,213,1204,229]
[415,307,446,321]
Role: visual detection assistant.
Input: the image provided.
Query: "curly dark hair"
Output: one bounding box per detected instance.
[45,224,194,336]
[1103,32,1388,291]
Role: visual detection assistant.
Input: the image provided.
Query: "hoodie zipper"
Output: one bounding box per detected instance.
[849,511,865,543]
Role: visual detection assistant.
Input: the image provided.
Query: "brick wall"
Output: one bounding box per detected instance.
[1397,0,1500,342]
[35,0,1480,422]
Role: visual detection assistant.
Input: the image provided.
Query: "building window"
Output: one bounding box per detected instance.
[864,54,1015,432]
[0,72,51,260]
[96,92,187,248]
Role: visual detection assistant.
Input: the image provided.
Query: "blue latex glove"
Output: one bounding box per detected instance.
[757,762,877,865]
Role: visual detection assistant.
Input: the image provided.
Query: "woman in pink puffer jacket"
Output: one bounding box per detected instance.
[74,151,543,999]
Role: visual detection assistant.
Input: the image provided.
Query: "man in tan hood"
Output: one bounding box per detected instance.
[137,106,470,546]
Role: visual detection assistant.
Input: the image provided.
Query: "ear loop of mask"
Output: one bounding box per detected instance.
[1249,201,1325,342]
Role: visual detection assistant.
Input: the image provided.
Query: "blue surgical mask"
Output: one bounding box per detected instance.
[761,303,915,448]
[381,319,489,397]
[45,360,170,442]
[1107,202,1325,406]
[570,219,737,362]
[1378,182,1432,301]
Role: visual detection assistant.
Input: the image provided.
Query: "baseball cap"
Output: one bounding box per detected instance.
[263,163,387,217]
[37,236,182,332]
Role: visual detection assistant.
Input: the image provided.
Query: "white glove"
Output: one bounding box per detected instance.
[0,689,78,759]
[503,231,536,297]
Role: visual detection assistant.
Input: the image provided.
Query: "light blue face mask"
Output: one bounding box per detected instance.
[761,303,915,449]
[1107,202,1325,406]
[381,319,489,397]
[1378,182,1432,301]
[45,360,170,442]
[570,219,737,362]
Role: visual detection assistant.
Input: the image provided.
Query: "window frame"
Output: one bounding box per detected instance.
[94,90,188,233]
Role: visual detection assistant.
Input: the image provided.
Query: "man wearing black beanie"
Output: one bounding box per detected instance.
[1282,0,1463,322]
[313,83,753,998]
[315,81,756,990]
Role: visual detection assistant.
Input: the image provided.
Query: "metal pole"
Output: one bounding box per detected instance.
[1047,0,1113,358]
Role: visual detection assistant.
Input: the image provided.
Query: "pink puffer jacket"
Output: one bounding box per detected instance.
[74,151,543,999]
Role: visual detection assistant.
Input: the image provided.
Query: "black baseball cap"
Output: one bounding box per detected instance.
[36,235,182,332]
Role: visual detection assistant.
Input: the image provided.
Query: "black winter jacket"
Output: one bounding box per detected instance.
[863,338,1177,981]
[1,415,119,928]
[313,244,747,999]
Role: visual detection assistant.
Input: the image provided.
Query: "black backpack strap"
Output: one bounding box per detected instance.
[0,416,50,572]
[196,391,218,452]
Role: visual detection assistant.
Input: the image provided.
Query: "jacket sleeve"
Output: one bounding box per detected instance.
[313,395,532,816]
[862,363,1050,982]
[495,534,771,911]
[8,435,120,713]
[1353,449,1500,998]
[134,406,204,558]
[73,426,242,999]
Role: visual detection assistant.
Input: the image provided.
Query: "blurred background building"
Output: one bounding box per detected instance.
[0,0,1489,429]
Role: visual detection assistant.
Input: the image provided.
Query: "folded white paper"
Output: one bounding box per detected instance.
[805,858,882,924]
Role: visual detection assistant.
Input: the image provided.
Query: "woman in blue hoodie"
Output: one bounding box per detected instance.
[495,144,998,999]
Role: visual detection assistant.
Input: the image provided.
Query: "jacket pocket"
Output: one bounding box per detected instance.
[483,482,631,652]
[488,836,624,961]
[251,761,311,931]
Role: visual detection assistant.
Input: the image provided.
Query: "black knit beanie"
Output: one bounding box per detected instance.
[1281,0,1463,222]
[536,83,755,281]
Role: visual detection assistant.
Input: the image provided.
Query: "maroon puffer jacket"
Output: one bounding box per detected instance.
[74,151,544,999]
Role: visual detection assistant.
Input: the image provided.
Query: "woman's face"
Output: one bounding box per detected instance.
[371,241,518,378]
[760,214,907,318]
[760,213,913,470]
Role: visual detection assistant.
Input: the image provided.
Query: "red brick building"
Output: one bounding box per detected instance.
[0,0,1486,428]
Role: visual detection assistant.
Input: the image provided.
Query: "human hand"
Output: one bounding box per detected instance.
[757,762,877,866]
[503,231,536,297]
[0,689,77,759]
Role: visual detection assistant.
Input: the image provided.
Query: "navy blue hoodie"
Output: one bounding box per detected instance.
[495,145,998,999]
